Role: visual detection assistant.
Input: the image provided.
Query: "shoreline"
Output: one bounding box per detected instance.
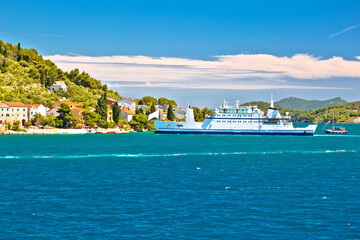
[0,128,136,135]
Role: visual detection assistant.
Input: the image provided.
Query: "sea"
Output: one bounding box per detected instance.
[0,123,359,239]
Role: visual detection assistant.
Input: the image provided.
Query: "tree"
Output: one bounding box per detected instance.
[129,113,148,130]
[1,57,7,73]
[193,107,204,122]
[57,103,79,128]
[112,102,120,124]
[96,85,108,120]
[136,108,144,114]
[17,43,22,61]
[150,104,156,113]
[158,97,177,106]
[167,104,176,121]
[139,96,157,106]
[201,107,214,118]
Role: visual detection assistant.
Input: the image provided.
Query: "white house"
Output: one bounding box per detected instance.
[118,98,136,111]
[47,81,67,92]
[26,104,47,119]
[0,102,28,126]
[121,108,135,122]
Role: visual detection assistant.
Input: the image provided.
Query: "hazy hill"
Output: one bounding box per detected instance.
[242,100,360,123]
[241,101,305,118]
[275,97,347,111]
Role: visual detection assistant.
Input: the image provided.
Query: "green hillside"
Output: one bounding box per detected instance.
[0,40,121,108]
[275,97,347,111]
[295,101,360,123]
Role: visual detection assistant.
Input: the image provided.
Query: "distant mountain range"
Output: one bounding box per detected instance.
[275,97,347,111]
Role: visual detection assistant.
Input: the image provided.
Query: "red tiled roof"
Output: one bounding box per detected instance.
[72,107,85,112]
[26,104,42,109]
[121,98,136,102]
[122,108,135,115]
[5,102,27,107]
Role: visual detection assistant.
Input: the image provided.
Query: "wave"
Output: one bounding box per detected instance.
[0,149,358,159]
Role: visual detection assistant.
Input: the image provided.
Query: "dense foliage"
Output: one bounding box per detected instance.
[295,101,360,123]
[0,40,121,109]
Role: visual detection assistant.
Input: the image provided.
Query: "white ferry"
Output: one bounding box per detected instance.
[154,96,318,135]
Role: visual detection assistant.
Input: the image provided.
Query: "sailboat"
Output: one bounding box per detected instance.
[324,112,347,134]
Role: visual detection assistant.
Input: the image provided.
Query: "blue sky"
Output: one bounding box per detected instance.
[1,0,360,107]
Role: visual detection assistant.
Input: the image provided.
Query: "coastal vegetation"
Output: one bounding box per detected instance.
[295,101,360,123]
[0,40,121,109]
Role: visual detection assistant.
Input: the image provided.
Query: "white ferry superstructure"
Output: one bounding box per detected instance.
[154,96,318,136]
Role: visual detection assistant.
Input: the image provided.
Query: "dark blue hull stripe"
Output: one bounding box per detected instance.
[155,130,314,136]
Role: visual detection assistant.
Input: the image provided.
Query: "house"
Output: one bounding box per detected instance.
[71,108,86,121]
[26,104,47,119]
[0,102,28,126]
[173,106,186,119]
[118,98,136,111]
[47,81,67,92]
[162,105,186,119]
[47,107,60,117]
[354,117,360,123]
[121,108,135,122]
[48,101,82,118]
[53,101,82,109]
[107,98,117,107]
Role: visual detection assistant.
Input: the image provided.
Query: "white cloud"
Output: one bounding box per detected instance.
[46,53,360,90]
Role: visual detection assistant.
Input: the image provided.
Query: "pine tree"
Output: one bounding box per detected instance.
[150,104,156,113]
[1,57,7,73]
[96,85,108,121]
[17,43,22,61]
[167,104,176,121]
[112,102,120,124]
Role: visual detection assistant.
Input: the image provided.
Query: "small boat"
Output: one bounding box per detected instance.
[325,126,347,134]
[324,112,347,134]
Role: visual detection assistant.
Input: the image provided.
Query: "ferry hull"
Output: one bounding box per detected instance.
[155,129,314,136]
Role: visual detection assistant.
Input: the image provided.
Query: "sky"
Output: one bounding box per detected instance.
[1,0,360,108]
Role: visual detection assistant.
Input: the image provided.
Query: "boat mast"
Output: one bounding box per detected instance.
[332,111,334,130]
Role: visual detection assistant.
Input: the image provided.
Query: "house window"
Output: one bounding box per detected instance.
[23,114,25,117]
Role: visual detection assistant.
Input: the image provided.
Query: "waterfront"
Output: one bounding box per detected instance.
[0,124,359,239]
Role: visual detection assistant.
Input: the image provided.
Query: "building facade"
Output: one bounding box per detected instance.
[121,108,134,122]
[26,104,47,119]
[47,81,67,92]
[0,102,28,126]
[118,98,136,111]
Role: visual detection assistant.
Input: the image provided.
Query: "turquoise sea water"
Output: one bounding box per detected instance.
[0,123,359,239]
